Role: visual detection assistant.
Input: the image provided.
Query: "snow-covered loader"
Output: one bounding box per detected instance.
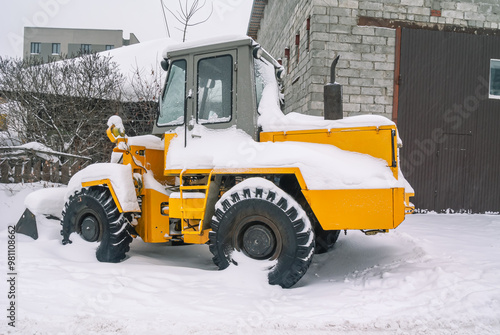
[19,36,414,288]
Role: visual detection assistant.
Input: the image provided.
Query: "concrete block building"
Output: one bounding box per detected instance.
[23,27,139,62]
[248,0,500,213]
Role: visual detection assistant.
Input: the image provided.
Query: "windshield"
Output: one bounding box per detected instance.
[158,60,186,126]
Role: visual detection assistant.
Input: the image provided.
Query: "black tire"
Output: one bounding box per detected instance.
[314,223,340,254]
[209,178,315,288]
[61,187,133,263]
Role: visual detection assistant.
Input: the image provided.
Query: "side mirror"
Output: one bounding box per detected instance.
[253,46,263,59]
[161,58,170,71]
[276,68,285,81]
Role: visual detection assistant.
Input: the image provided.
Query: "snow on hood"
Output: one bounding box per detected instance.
[165,126,403,190]
[127,135,164,150]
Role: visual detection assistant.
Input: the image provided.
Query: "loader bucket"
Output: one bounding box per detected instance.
[15,209,38,240]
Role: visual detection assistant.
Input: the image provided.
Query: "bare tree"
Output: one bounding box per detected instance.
[161,0,213,42]
[0,54,124,162]
[123,59,165,136]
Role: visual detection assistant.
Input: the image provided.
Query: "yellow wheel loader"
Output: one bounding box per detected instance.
[19,36,414,288]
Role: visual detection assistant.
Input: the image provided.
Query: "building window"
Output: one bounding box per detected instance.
[105,45,114,50]
[30,42,41,54]
[81,44,91,54]
[489,59,500,99]
[52,43,61,55]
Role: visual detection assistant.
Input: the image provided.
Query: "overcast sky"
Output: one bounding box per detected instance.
[0,0,254,58]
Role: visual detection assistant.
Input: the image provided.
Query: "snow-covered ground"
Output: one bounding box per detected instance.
[1,182,499,335]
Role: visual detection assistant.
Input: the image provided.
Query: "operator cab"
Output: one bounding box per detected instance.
[153,35,284,141]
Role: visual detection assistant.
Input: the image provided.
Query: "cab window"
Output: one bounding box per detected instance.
[158,59,186,126]
[197,55,232,124]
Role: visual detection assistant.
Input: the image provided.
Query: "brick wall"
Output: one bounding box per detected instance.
[255,0,315,115]
[254,0,500,118]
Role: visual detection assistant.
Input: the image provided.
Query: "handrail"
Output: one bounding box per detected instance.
[178,170,214,234]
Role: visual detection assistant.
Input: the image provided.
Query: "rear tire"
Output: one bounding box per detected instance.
[61,187,133,263]
[314,223,340,254]
[209,178,315,288]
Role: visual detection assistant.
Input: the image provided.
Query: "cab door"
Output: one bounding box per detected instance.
[191,50,237,131]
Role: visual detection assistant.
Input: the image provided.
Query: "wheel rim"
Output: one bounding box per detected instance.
[242,224,276,259]
[80,215,100,242]
[235,215,282,261]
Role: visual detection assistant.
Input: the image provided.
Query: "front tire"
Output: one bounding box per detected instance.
[209,178,315,288]
[61,187,133,263]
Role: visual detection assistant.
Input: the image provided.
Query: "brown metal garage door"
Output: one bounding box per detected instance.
[397,28,500,213]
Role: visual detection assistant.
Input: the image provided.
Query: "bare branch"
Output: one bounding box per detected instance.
[160,0,171,37]
[164,5,188,26]
[162,0,213,42]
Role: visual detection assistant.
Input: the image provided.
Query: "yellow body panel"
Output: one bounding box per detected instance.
[302,188,406,230]
[142,149,168,181]
[135,189,171,243]
[165,167,309,189]
[163,133,177,172]
[405,192,415,213]
[169,197,205,219]
[120,146,167,179]
[183,229,210,244]
[81,179,128,213]
[260,126,399,178]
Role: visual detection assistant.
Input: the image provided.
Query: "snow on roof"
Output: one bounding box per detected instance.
[5,39,175,103]
[99,38,173,81]
[162,34,254,58]
[97,38,175,101]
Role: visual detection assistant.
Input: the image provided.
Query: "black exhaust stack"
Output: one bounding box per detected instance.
[324,55,343,120]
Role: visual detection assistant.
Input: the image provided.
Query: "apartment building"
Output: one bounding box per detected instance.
[23,27,139,62]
